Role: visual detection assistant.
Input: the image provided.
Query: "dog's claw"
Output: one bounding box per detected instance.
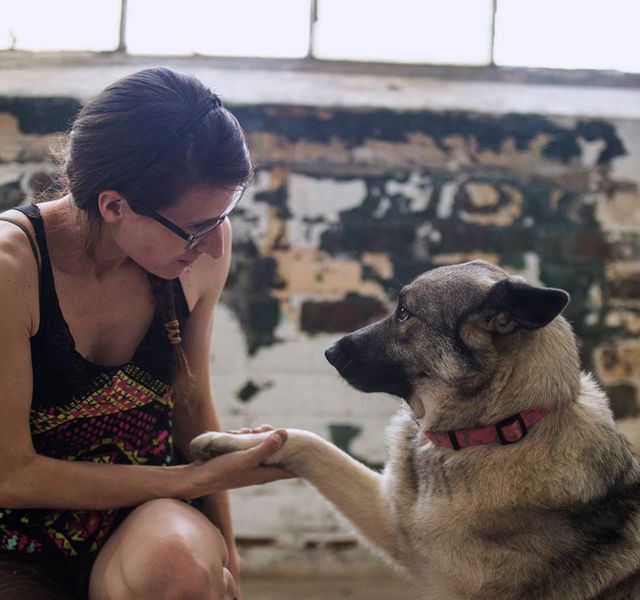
[189,431,273,461]
[189,432,229,461]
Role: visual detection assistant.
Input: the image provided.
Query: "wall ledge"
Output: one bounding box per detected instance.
[1,52,640,119]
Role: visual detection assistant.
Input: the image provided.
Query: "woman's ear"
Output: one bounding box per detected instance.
[97,190,127,224]
[479,277,570,333]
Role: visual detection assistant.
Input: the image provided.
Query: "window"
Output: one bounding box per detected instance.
[2,0,638,74]
[494,0,640,72]
[126,0,311,58]
[313,0,493,65]
[1,0,121,52]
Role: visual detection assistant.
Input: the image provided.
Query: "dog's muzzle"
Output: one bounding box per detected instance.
[324,337,357,375]
[324,342,341,368]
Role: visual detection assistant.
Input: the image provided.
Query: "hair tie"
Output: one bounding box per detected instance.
[173,97,220,139]
[210,93,222,109]
[165,319,182,345]
[114,95,221,189]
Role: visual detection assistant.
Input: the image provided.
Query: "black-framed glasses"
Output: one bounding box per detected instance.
[130,182,248,250]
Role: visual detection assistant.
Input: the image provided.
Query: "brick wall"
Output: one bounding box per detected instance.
[1,68,639,574]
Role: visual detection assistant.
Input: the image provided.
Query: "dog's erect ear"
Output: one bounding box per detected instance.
[479,278,570,333]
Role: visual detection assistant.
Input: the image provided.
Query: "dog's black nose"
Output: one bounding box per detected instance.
[325,343,339,366]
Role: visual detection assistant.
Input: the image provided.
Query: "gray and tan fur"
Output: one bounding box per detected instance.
[191,260,640,599]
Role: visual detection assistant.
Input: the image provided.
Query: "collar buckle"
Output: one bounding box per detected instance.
[495,413,528,445]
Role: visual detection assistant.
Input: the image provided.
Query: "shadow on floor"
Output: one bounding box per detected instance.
[243,575,412,599]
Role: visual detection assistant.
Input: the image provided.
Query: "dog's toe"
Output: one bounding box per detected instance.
[189,432,231,460]
[189,431,270,461]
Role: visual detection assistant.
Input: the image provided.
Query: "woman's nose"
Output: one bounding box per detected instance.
[196,225,225,259]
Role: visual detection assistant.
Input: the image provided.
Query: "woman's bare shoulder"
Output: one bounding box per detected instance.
[0,212,41,336]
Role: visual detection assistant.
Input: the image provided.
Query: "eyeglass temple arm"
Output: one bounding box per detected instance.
[148,211,195,243]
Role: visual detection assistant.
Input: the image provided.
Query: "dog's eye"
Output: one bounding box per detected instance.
[395,304,410,323]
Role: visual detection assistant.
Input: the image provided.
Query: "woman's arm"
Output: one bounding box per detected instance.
[171,220,289,594]
[172,219,238,543]
[0,441,289,510]
[0,223,287,511]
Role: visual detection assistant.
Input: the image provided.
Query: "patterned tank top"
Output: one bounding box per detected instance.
[0,203,190,576]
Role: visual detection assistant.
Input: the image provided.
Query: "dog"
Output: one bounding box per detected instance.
[191,260,640,599]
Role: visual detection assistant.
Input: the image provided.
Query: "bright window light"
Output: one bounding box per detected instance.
[495,0,640,72]
[314,0,494,65]
[126,0,311,57]
[0,0,121,51]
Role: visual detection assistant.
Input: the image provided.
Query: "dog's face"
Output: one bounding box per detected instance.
[325,260,570,418]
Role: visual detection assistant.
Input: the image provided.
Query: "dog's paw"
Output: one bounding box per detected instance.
[189,431,271,461]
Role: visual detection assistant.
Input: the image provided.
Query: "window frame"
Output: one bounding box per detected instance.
[1,0,638,89]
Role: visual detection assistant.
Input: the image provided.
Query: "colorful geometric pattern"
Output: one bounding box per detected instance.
[0,363,175,562]
[31,364,172,435]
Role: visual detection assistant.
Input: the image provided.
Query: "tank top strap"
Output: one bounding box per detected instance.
[5,203,56,312]
[9,203,48,256]
[0,210,42,294]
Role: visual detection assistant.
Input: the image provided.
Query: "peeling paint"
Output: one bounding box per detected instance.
[329,424,384,472]
[606,384,640,419]
[0,96,81,134]
[300,293,388,335]
[593,341,640,384]
[237,380,274,403]
[3,100,637,396]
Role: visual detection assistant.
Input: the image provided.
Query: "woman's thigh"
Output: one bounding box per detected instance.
[0,560,76,600]
[88,499,234,600]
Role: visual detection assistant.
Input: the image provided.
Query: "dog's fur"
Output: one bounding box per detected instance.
[191,260,640,599]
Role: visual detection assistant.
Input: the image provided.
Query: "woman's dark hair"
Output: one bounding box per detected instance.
[60,67,253,387]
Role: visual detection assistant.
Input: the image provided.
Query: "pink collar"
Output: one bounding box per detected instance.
[426,407,554,451]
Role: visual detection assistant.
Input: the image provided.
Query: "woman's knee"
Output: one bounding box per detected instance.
[90,499,231,600]
[123,533,224,599]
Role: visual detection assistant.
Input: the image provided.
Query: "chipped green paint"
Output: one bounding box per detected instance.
[232,106,626,165]
[606,384,640,419]
[329,424,383,472]
[300,293,388,335]
[224,240,284,355]
[0,180,24,210]
[0,97,82,134]
[237,380,274,403]
[1,97,638,412]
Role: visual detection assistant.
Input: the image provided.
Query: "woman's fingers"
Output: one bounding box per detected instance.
[254,424,274,432]
[240,430,288,465]
[222,567,237,600]
[227,424,275,435]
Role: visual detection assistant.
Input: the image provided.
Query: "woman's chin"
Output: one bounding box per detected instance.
[132,254,196,279]
[137,262,184,280]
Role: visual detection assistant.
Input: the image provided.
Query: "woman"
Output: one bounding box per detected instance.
[0,67,291,600]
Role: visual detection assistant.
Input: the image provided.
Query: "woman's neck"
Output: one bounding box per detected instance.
[45,196,135,280]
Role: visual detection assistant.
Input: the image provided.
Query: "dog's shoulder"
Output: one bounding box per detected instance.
[576,371,617,425]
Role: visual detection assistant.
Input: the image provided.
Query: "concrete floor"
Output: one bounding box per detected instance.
[243,575,412,599]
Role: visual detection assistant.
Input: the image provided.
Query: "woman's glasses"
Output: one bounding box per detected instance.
[131,182,248,250]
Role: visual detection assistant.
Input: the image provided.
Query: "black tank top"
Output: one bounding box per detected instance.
[0,203,190,577]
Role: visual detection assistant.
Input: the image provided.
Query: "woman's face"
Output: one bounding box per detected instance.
[114,183,240,279]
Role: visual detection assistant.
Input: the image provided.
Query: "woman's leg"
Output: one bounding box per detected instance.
[88,499,235,600]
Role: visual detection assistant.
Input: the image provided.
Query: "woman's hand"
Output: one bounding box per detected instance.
[226,542,242,600]
[227,424,276,435]
[183,429,295,499]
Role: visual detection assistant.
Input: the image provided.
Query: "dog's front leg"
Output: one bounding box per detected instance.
[191,429,397,560]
